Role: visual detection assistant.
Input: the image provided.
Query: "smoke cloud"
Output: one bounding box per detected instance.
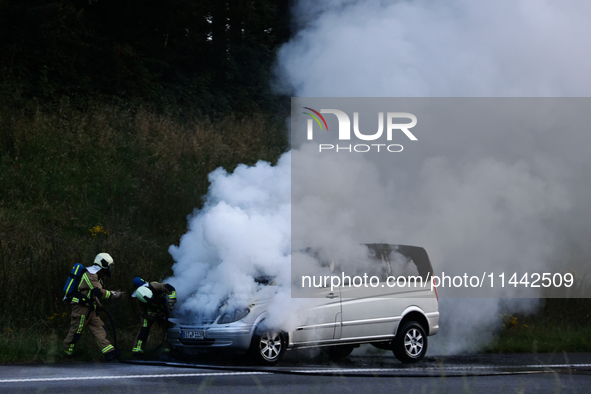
[275,0,591,355]
[167,155,292,321]
[167,0,591,356]
[275,0,591,97]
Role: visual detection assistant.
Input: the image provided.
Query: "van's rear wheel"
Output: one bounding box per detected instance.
[248,329,287,365]
[392,321,427,363]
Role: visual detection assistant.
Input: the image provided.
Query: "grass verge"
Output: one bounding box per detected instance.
[486,298,591,353]
[0,99,286,332]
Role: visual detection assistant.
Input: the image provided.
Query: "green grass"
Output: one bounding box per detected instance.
[0,319,166,363]
[0,98,286,335]
[487,324,591,353]
[486,298,591,353]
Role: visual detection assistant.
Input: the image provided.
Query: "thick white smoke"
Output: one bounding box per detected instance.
[273,0,591,355]
[167,155,292,321]
[167,0,591,356]
[276,0,591,97]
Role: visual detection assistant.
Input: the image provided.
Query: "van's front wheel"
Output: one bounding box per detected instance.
[392,322,427,363]
[248,329,287,365]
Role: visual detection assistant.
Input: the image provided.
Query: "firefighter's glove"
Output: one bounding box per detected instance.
[90,288,102,298]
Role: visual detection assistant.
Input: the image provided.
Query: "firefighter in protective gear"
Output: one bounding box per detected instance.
[131,277,176,357]
[62,253,126,361]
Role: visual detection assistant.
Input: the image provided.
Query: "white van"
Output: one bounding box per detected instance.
[167,244,439,365]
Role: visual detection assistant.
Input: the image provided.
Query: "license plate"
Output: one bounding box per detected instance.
[181,330,205,339]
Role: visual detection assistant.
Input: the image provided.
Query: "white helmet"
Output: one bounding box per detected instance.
[136,286,153,304]
[94,253,114,278]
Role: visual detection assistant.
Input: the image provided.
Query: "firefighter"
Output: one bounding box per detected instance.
[63,253,126,361]
[131,277,177,358]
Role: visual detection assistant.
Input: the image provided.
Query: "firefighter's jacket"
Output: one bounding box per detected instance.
[70,270,114,314]
[137,282,177,318]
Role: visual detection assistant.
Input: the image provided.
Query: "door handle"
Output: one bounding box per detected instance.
[326,293,338,299]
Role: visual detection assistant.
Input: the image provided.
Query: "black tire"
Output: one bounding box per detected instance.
[392,321,428,363]
[322,345,355,359]
[248,328,287,366]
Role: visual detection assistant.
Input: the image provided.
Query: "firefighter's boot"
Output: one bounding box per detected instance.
[104,349,123,362]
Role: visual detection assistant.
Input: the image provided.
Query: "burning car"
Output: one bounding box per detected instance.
[166,244,439,365]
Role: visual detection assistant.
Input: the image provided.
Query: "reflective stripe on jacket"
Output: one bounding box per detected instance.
[71,271,112,305]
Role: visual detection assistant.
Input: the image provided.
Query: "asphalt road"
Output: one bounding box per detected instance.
[1,351,590,393]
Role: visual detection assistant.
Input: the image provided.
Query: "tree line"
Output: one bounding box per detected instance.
[0,0,291,113]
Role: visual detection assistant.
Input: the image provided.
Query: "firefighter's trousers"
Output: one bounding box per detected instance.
[132,315,170,354]
[63,304,114,355]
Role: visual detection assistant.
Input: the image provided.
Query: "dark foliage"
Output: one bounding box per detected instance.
[0,0,291,114]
